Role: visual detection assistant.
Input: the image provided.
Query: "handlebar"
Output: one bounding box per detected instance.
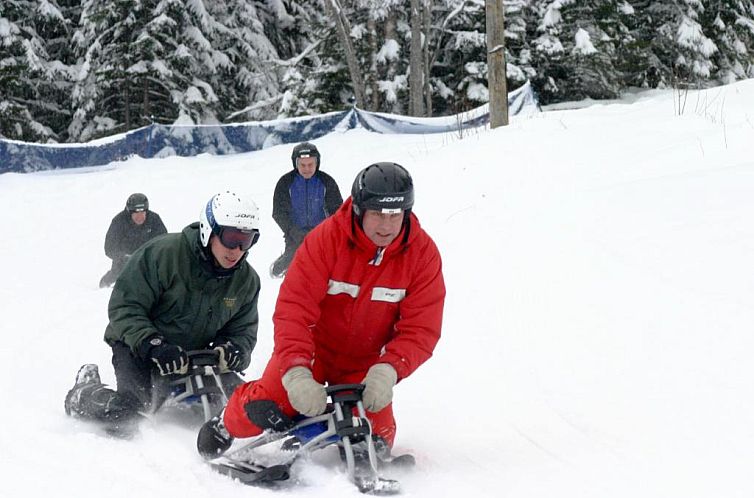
[185,349,221,368]
[325,384,365,405]
[325,384,365,396]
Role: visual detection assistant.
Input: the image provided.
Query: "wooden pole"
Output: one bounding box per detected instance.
[486,0,508,127]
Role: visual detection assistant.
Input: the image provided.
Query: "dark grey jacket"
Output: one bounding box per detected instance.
[104,210,167,261]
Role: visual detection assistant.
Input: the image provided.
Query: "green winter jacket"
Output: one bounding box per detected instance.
[104,223,260,366]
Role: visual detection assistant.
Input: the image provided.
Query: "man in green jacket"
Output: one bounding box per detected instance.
[65,191,262,429]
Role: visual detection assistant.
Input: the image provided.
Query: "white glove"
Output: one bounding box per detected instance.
[361,363,397,412]
[281,367,327,416]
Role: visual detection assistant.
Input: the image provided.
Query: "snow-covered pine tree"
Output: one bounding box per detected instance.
[69,0,154,141]
[428,0,488,114]
[228,0,319,120]
[201,0,281,122]
[612,0,659,88]
[700,0,754,83]
[274,0,383,115]
[528,0,627,104]
[365,0,408,114]
[275,0,504,118]
[627,0,717,90]
[69,0,281,141]
[503,0,536,90]
[264,0,341,118]
[0,0,74,141]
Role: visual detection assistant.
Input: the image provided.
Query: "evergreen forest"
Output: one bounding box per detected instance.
[1,0,753,143]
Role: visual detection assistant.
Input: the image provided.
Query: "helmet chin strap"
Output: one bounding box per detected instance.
[352,207,364,230]
[401,211,411,245]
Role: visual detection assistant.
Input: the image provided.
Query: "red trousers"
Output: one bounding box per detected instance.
[224,354,397,446]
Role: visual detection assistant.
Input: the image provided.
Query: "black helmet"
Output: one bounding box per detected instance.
[351,162,414,217]
[126,193,149,213]
[291,142,320,170]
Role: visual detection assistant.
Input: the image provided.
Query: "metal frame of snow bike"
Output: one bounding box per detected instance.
[151,350,236,422]
[213,384,400,495]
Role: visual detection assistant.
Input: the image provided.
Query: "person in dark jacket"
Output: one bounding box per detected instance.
[99,193,167,288]
[270,142,343,278]
[65,191,263,431]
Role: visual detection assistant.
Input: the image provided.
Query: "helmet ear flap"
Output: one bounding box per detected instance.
[199,197,214,247]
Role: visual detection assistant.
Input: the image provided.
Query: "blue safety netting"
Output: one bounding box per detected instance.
[0,81,538,174]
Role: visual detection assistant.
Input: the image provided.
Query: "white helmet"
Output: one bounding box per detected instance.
[199,191,260,249]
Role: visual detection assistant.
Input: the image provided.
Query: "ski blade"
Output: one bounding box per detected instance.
[208,461,290,485]
[382,453,415,469]
[354,475,401,495]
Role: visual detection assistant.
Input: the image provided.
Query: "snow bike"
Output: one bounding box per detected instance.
[151,349,241,423]
[206,384,412,495]
[66,349,242,439]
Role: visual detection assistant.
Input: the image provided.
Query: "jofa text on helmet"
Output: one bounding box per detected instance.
[377,196,404,202]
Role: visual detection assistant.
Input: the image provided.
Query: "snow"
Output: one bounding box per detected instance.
[573,28,597,55]
[619,1,635,15]
[376,39,401,64]
[2,79,754,498]
[0,18,20,39]
[677,17,718,58]
[37,0,65,21]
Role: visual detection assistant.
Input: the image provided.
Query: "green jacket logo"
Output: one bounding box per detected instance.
[223,297,237,309]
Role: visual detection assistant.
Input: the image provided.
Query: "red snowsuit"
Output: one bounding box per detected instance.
[224,198,445,446]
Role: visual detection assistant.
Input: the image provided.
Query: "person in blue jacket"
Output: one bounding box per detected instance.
[270,142,343,277]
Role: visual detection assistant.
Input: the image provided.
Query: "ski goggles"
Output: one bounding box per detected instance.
[216,227,260,251]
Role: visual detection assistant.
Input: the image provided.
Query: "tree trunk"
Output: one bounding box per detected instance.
[123,81,130,130]
[143,77,150,125]
[408,0,425,116]
[367,17,381,112]
[486,0,508,127]
[325,0,367,109]
[384,12,401,113]
[422,0,432,117]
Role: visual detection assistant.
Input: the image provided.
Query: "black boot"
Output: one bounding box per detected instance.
[197,412,234,459]
[99,271,116,288]
[269,258,288,279]
[65,364,102,416]
[64,364,140,426]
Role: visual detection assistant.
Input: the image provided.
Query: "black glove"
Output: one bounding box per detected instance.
[144,336,188,376]
[213,341,247,372]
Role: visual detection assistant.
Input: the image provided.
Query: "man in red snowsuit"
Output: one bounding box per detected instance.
[197,162,445,459]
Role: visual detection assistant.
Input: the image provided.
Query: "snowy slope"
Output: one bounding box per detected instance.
[1,80,754,498]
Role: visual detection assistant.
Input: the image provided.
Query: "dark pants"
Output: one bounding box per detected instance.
[99,257,128,288]
[271,230,307,276]
[111,342,154,410]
